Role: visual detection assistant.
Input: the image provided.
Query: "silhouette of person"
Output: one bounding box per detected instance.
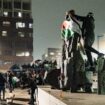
[0,73,6,100]
[60,11,74,89]
[60,10,82,91]
[69,10,104,70]
[28,71,38,104]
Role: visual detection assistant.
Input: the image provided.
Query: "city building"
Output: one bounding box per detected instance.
[0,0,33,65]
[42,48,62,69]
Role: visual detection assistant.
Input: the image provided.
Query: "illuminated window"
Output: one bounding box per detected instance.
[25,52,30,56]
[29,23,33,28]
[3,21,10,26]
[3,11,8,17]
[16,51,30,56]
[16,22,25,28]
[50,52,55,55]
[58,52,61,56]
[18,32,24,37]
[45,54,48,57]
[18,12,22,17]
[2,31,7,36]
[16,52,24,56]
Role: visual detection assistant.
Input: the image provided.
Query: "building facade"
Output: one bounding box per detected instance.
[42,48,62,69]
[0,0,33,65]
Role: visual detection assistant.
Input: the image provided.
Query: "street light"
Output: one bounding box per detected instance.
[97,35,104,51]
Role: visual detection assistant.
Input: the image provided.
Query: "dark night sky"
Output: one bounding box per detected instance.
[32,0,105,59]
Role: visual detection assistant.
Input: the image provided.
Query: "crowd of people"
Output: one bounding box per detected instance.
[0,59,57,104]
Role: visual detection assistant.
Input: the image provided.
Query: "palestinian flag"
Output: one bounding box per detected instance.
[61,20,74,40]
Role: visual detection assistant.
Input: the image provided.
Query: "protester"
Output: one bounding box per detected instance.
[60,10,83,91]
[69,10,104,71]
[0,72,6,100]
[7,71,14,92]
[28,71,38,104]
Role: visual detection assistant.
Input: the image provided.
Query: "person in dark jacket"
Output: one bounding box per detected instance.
[28,71,38,105]
[69,10,104,71]
[7,71,13,92]
[0,73,6,100]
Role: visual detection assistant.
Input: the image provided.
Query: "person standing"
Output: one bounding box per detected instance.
[69,10,104,93]
[60,10,82,91]
[69,11,104,71]
[7,71,14,92]
[60,11,74,90]
[0,73,6,100]
[28,71,38,105]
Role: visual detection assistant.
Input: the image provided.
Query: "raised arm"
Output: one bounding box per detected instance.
[74,15,85,21]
